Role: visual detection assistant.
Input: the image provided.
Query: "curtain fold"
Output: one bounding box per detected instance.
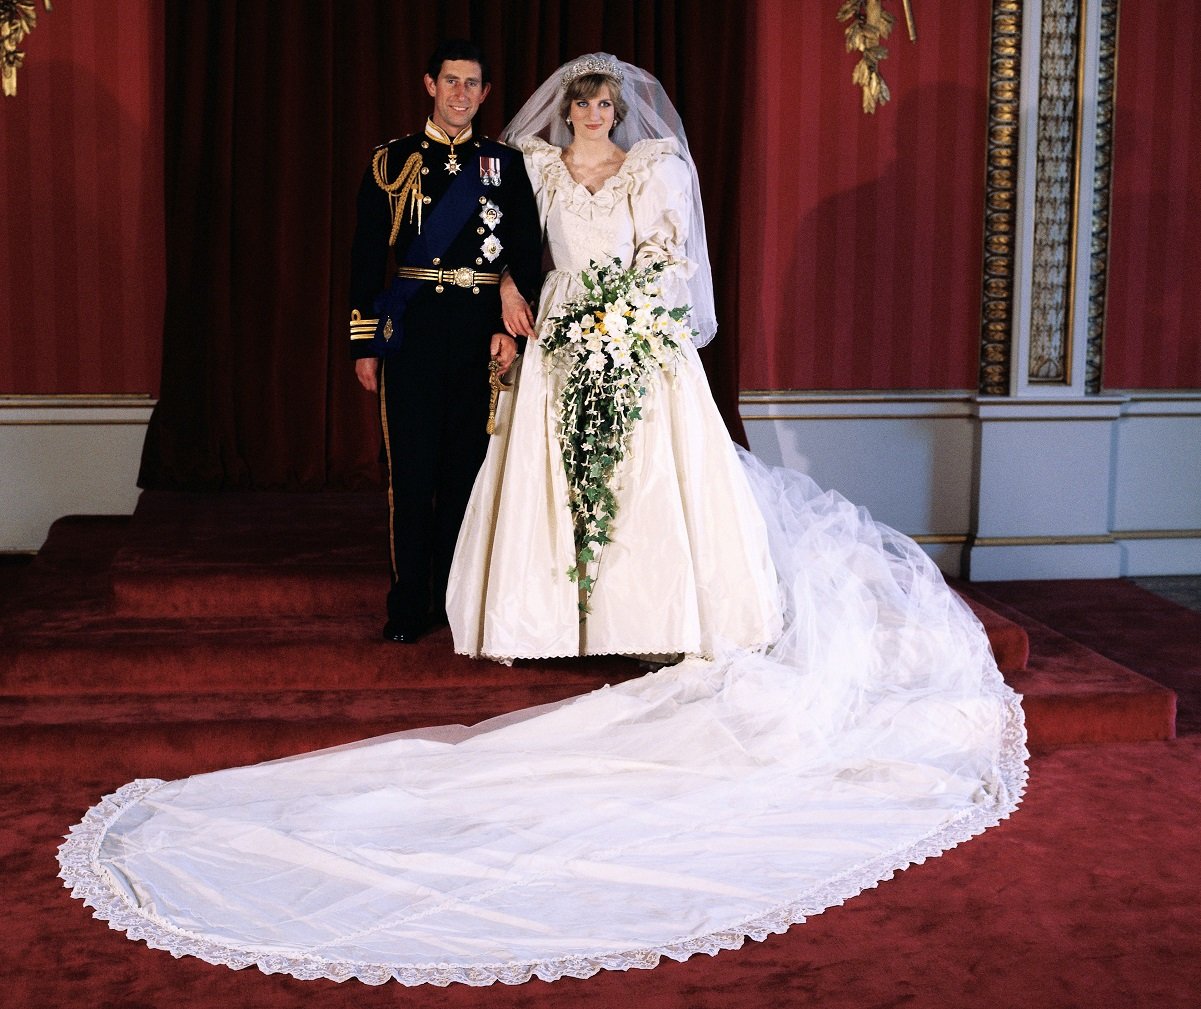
[139,0,747,490]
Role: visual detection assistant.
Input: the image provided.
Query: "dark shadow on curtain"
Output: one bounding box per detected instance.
[139,0,748,490]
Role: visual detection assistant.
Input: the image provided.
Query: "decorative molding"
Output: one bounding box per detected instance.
[979,0,1023,395]
[971,534,1115,547]
[0,395,155,425]
[740,390,975,422]
[1027,0,1083,385]
[1115,529,1201,540]
[1086,0,1120,393]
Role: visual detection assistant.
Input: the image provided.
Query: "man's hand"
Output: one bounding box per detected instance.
[355,357,380,393]
[500,271,536,338]
[491,332,518,376]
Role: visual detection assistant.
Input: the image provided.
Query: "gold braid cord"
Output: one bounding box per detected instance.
[372,148,424,243]
[836,0,917,114]
[2,0,51,97]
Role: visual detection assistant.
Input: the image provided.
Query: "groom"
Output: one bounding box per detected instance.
[349,40,542,643]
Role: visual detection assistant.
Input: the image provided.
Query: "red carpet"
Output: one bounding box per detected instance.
[3,742,1198,1007]
[2,492,1198,1005]
[967,579,1201,736]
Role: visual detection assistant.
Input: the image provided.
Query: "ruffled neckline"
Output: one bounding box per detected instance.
[519,136,678,210]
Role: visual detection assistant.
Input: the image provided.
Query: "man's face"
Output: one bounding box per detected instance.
[424,60,489,136]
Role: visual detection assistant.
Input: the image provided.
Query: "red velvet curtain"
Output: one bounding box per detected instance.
[138,0,748,490]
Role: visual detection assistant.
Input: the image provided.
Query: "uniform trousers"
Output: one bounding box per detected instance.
[379,286,497,627]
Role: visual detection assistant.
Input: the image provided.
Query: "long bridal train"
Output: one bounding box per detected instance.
[57,446,1028,987]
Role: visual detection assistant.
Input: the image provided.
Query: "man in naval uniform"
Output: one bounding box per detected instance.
[350,40,542,643]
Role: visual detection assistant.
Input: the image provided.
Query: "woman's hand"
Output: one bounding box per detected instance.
[500,271,536,339]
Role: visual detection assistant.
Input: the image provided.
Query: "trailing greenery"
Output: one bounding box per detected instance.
[541,258,694,613]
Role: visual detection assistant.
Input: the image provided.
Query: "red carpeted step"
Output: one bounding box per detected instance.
[957,584,1177,750]
[107,490,389,617]
[0,671,638,781]
[2,503,1174,767]
[954,589,1028,673]
[968,578,1201,736]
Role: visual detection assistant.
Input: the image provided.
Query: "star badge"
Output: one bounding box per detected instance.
[444,156,462,175]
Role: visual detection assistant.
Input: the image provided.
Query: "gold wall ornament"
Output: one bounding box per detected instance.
[1086,0,1120,394]
[836,0,917,114]
[1,0,50,97]
[978,1,1022,395]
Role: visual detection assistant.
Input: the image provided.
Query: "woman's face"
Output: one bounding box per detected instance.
[569,83,615,137]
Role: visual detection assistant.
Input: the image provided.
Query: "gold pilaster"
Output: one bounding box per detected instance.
[1086,0,1119,394]
[979,1,1023,396]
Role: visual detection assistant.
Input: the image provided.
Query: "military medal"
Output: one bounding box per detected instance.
[424,120,472,176]
[480,156,501,186]
[479,200,502,229]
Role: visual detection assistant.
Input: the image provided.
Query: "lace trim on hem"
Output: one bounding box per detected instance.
[56,693,1028,988]
[453,646,715,665]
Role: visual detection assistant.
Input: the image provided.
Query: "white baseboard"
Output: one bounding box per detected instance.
[740,389,1201,580]
[4,390,1198,582]
[0,396,154,552]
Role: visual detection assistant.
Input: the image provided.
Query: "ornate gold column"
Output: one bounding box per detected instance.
[966,0,1127,581]
[979,2,1023,396]
[979,0,1120,396]
[1085,0,1119,394]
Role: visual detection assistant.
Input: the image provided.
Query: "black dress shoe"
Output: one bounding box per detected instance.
[382,619,424,643]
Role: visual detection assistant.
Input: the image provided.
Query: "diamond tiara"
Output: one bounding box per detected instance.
[560,55,624,90]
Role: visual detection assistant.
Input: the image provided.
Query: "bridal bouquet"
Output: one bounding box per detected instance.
[541,257,695,613]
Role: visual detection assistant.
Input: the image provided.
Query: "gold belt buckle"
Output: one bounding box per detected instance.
[451,267,475,288]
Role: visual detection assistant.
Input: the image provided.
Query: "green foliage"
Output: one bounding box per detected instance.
[541,259,697,613]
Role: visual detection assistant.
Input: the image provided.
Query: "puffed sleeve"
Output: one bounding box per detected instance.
[629,142,698,312]
[516,136,563,226]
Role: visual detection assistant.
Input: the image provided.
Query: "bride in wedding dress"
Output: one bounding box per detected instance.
[57,55,1028,987]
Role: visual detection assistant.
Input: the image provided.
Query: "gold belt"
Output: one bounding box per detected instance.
[396,265,500,294]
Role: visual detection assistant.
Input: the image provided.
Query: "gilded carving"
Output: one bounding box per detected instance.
[1086,0,1119,393]
[979,1,1022,395]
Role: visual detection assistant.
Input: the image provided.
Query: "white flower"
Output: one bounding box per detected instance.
[580,313,596,330]
[603,311,629,337]
[610,345,633,369]
[585,351,606,372]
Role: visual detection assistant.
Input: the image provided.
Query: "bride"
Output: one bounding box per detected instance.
[447,55,781,662]
[58,55,1028,988]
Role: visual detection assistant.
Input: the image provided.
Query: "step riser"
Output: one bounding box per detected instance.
[4,691,1173,782]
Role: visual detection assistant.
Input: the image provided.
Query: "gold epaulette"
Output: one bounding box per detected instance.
[372,146,424,242]
[350,309,377,342]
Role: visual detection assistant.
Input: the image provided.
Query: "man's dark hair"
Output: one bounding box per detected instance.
[426,40,490,85]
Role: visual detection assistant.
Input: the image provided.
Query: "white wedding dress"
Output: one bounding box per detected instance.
[448,138,781,661]
[57,138,1028,988]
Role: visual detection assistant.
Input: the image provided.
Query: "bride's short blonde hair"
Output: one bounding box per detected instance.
[559,73,627,128]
